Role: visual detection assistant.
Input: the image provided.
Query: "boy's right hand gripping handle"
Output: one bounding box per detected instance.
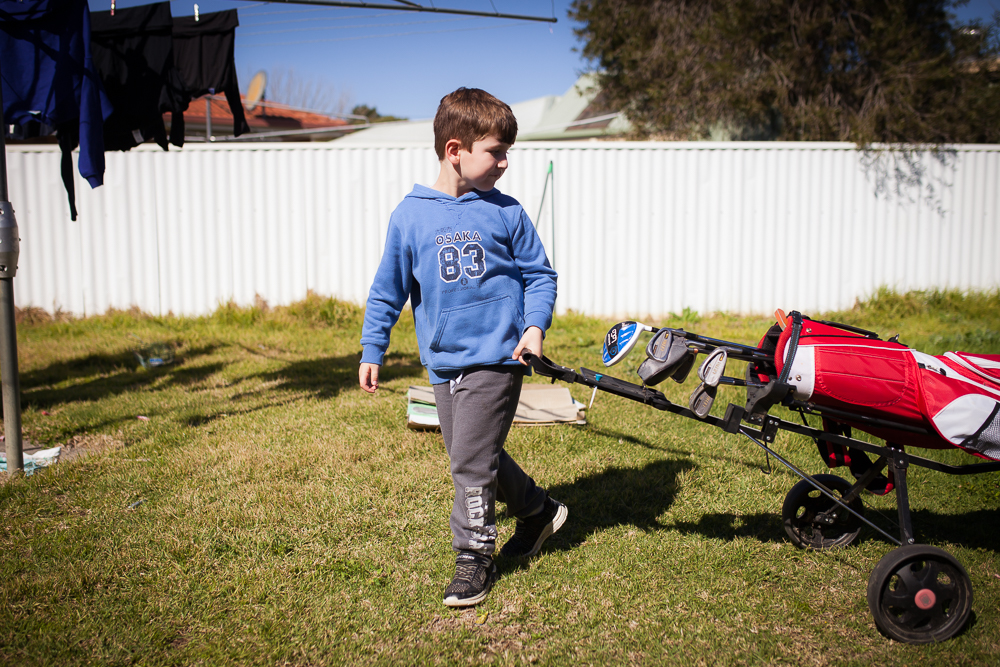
[519,351,582,384]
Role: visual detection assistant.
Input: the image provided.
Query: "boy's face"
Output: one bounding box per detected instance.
[458,135,510,192]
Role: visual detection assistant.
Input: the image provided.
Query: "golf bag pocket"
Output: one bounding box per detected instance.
[931,394,1000,460]
[814,346,912,408]
[967,404,1000,460]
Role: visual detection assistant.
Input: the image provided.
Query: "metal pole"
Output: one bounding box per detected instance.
[0,60,24,475]
[740,429,902,546]
[205,96,212,140]
[549,160,555,270]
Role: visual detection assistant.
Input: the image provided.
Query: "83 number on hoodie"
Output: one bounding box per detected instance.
[436,231,486,283]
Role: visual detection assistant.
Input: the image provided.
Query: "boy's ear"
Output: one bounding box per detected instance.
[444,138,464,165]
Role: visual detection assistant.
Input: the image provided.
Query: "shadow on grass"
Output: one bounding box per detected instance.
[496,457,695,575]
[664,507,1000,553]
[21,344,224,409]
[585,425,774,475]
[908,508,1000,552]
[183,396,306,427]
[174,350,424,428]
[535,458,697,551]
[670,512,786,544]
[21,344,425,411]
[245,351,425,400]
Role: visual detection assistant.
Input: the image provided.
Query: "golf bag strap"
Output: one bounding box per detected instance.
[777,311,803,385]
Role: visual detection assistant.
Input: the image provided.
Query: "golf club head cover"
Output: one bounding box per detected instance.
[670,350,696,383]
[602,321,648,366]
[689,382,717,419]
[637,329,692,385]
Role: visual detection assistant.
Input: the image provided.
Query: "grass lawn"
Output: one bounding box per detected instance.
[2,289,999,666]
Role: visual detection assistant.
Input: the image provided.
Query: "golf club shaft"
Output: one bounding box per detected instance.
[669,329,768,360]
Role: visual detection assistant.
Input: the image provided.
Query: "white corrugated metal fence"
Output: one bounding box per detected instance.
[6,141,999,317]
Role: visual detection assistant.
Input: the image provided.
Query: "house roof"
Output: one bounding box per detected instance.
[333,74,630,144]
[516,73,631,141]
[167,95,354,141]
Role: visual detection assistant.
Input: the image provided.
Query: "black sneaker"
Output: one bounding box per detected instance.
[499,496,568,558]
[443,551,498,607]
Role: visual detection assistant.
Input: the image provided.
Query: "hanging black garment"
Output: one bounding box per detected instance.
[90,2,187,151]
[169,9,249,143]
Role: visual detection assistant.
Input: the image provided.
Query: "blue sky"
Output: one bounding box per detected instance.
[107,0,1000,120]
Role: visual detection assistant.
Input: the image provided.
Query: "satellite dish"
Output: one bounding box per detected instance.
[245,70,267,112]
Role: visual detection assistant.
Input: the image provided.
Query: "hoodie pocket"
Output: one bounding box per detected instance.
[430,296,522,363]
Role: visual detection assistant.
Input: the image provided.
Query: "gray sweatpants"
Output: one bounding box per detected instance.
[433,367,546,556]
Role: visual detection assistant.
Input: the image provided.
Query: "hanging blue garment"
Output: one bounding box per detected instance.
[0,0,113,219]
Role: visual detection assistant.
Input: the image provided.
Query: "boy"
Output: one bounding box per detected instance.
[358,88,567,607]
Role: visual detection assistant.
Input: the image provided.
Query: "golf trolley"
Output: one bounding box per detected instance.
[521,311,1000,644]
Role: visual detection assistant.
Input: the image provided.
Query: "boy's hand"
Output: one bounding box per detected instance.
[513,326,543,365]
[359,363,380,393]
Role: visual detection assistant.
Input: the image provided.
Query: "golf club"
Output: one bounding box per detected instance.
[689,382,717,419]
[637,328,696,385]
[697,347,730,387]
[602,321,657,366]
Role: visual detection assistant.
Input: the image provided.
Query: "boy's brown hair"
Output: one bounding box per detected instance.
[433,88,518,160]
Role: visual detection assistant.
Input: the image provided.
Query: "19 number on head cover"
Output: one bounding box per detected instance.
[602,321,637,365]
[438,243,486,283]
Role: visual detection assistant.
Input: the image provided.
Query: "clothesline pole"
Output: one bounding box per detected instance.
[0,59,25,475]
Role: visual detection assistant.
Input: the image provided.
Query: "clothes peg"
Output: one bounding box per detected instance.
[111,0,115,16]
[194,4,199,21]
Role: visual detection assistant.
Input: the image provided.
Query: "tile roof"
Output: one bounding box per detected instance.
[166,95,350,135]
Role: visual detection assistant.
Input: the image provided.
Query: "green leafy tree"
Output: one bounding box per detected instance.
[351,105,407,124]
[570,0,1000,143]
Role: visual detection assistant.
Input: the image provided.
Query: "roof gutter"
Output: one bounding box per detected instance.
[202,124,372,142]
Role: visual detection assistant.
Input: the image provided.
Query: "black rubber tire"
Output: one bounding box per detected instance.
[781,474,863,549]
[866,544,973,644]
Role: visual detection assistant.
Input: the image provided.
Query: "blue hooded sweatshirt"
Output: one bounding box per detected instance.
[360,184,557,384]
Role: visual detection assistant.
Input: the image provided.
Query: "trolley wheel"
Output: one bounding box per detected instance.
[782,474,863,549]
[866,545,973,644]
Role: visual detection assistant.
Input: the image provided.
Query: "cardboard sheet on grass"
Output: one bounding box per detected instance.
[407,385,586,430]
